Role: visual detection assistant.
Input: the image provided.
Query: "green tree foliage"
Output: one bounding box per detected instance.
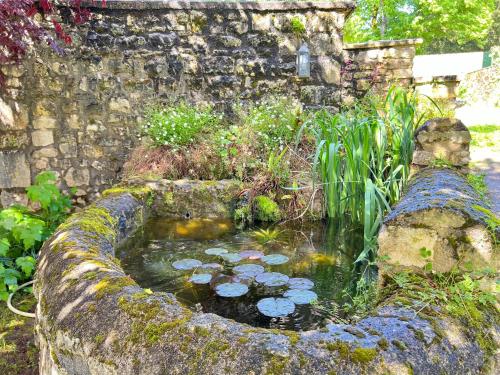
[344,0,497,53]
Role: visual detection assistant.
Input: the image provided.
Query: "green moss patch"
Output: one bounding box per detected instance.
[326,341,378,364]
[93,276,136,299]
[254,196,281,222]
[58,206,117,241]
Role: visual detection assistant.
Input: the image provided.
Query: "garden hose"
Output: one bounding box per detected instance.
[7,280,36,318]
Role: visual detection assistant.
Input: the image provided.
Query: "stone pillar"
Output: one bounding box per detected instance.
[412,118,471,169]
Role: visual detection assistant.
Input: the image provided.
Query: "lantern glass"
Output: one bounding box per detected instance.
[297,43,310,78]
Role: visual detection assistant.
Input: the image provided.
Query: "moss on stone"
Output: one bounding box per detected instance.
[325,341,350,358]
[118,295,162,320]
[102,186,153,201]
[254,195,281,222]
[82,271,98,280]
[94,334,105,345]
[93,276,136,299]
[366,328,380,336]
[194,326,210,337]
[264,353,289,375]
[344,327,366,338]
[326,341,378,364]
[237,336,249,344]
[377,338,389,350]
[298,352,308,368]
[59,206,117,241]
[163,191,174,206]
[351,347,377,363]
[392,339,407,351]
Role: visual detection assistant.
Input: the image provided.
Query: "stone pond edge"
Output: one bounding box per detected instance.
[34,182,498,374]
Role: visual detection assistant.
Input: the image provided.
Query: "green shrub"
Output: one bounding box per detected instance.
[253,196,281,222]
[0,172,72,300]
[238,96,303,151]
[142,101,222,148]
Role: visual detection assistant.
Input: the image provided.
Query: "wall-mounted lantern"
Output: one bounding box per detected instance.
[297,43,310,78]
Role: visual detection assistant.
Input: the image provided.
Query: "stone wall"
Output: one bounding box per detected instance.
[343,38,421,102]
[0,1,420,205]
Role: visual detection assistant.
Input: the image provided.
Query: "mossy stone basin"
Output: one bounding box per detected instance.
[35,180,498,374]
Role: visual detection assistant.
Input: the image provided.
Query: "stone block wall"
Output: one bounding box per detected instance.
[0,1,419,205]
[342,38,421,102]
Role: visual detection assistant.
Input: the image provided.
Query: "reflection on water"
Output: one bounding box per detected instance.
[117,218,364,331]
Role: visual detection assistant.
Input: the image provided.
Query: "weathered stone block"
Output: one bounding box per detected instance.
[33,116,57,130]
[0,151,31,188]
[108,98,131,114]
[251,13,272,31]
[64,167,90,187]
[317,56,341,85]
[0,98,14,129]
[413,118,471,167]
[0,190,28,208]
[32,130,54,147]
[378,169,498,274]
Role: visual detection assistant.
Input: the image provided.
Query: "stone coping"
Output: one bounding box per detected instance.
[413,75,463,83]
[344,38,423,50]
[35,182,496,374]
[81,0,356,12]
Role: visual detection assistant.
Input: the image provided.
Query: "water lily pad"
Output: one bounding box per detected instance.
[262,254,289,265]
[255,272,289,287]
[233,264,265,277]
[172,259,202,270]
[200,263,223,271]
[220,253,243,263]
[239,250,264,260]
[287,278,314,290]
[283,289,318,305]
[257,297,295,317]
[215,282,249,297]
[205,247,228,256]
[189,273,212,284]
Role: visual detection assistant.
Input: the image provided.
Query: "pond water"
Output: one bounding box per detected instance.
[117,218,364,331]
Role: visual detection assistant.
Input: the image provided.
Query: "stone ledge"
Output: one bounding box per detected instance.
[413,75,463,84]
[344,38,423,50]
[81,0,356,12]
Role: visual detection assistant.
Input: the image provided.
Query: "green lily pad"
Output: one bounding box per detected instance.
[288,278,314,290]
[233,264,265,277]
[189,273,212,284]
[255,272,289,287]
[257,297,295,317]
[172,259,202,270]
[220,253,243,263]
[215,282,249,297]
[262,254,289,265]
[283,289,318,305]
[205,248,228,256]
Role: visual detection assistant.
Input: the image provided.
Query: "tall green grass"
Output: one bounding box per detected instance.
[304,87,425,263]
